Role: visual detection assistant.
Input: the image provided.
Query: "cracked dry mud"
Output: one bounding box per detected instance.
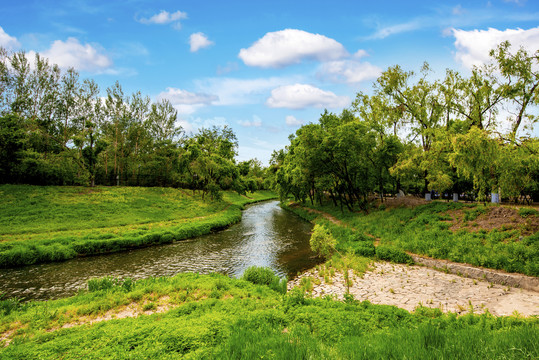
[289,262,539,317]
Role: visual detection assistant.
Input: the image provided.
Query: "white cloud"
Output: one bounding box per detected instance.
[177,116,229,135]
[238,29,348,68]
[266,84,350,110]
[189,32,214,52]
[157,87,218,116]
[138,10,187,26]
[368,20,423,40]
[238,115,262,127]
[157,87,218,105]
[29,37,112,72]
[317,58,382,84]
[452,26,539,69]
[0,26,20,50]
[285,115,304,127]
[194,76,299,106]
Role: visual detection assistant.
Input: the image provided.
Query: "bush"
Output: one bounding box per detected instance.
[88,277,136,292]
[375,246,414,264]
[310,224,337,259]
[241,266,287,294]
[518,208,539,218]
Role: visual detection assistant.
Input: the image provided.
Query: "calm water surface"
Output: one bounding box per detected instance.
[0,200,318,301]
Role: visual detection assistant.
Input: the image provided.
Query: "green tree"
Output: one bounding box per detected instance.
[310,224,336,259]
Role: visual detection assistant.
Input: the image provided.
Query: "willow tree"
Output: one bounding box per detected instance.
[375,63,445,194]
[491,41,539,142]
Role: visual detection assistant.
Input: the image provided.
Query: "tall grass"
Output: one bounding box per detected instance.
[1,271,537,359]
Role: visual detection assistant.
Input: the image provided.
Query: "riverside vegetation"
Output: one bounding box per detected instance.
[1,270,538,359]
[284,200,539,277]
[0,185,276,268]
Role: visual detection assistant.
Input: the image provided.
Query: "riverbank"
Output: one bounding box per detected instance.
[289,261,539,317]
[283,199,539,277]
[0,185,277,268]
[1,272,538,358]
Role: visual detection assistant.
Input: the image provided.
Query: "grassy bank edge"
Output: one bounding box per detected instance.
[281,200,539,277]
[0,189,277,269]
[280,201,414,265]
[1,271,538,359]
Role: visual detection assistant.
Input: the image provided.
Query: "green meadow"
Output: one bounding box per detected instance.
[0,185,276,268]
[0,271,537,359]
[284,201,539,276]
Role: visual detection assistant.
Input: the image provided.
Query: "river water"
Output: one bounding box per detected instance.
[0,200,318,301]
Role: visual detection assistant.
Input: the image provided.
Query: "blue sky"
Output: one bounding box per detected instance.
[1,0,538,164]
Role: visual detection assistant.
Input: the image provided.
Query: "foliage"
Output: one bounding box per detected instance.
[286,200,538,276]
[241,266,287,294]
[0,50,269,195]
[375,245,414,264]
[0,272,537,359]
[518,207,539,218]
[309,224,337,259]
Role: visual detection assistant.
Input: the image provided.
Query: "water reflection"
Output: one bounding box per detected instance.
[0,201,318,301]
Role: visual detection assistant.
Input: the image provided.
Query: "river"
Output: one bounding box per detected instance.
[0,200,318,301]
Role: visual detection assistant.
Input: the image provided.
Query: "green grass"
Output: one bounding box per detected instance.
[0,185,277,268]
[0,272,537,359]
[286,201,539,276]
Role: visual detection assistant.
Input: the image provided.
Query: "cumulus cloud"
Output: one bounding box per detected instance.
[317,56,382,84]
[138,10,187,27]
[452,26,539,69]
[158,87,218,105]
[157,87,218,115]
[238,29,348,68]
[189,32,214,52]
[238,115,262,127]
[0,26,19,50]
[194,76,298,106]
[266,84,350,110]
[28,37,112,72]
[285,115,304,127]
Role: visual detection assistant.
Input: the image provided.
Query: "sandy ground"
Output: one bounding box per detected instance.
[289,261,539,317]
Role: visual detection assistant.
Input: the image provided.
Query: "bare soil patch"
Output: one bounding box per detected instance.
[380,196,428,209]
[445,206,539,236]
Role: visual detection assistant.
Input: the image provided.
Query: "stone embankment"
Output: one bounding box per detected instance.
[288,261,539,317]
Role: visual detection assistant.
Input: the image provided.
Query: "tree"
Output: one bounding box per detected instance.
[375,63,445,193]
[491,41,539,141]
[449,127,502,201]
[0,113,25,182]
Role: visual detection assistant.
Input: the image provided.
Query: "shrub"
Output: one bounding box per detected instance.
[375,246,414,264]
[241,266,287,294]
[310,224,337,259]
[518,208,539,218]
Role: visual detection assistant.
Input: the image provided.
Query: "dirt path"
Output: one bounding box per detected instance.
[289,261,539,316]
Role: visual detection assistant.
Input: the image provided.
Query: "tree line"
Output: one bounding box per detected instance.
[0,47,267,199]
[270,41,539,210]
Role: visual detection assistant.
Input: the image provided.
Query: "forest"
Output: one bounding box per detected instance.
[0,41,538,207]
[271,41,539,210]
[0,47,265,199]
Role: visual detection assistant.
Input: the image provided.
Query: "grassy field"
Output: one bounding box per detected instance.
[0,271,537,359]
[0,185,276,268]
[284,200,539,276]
